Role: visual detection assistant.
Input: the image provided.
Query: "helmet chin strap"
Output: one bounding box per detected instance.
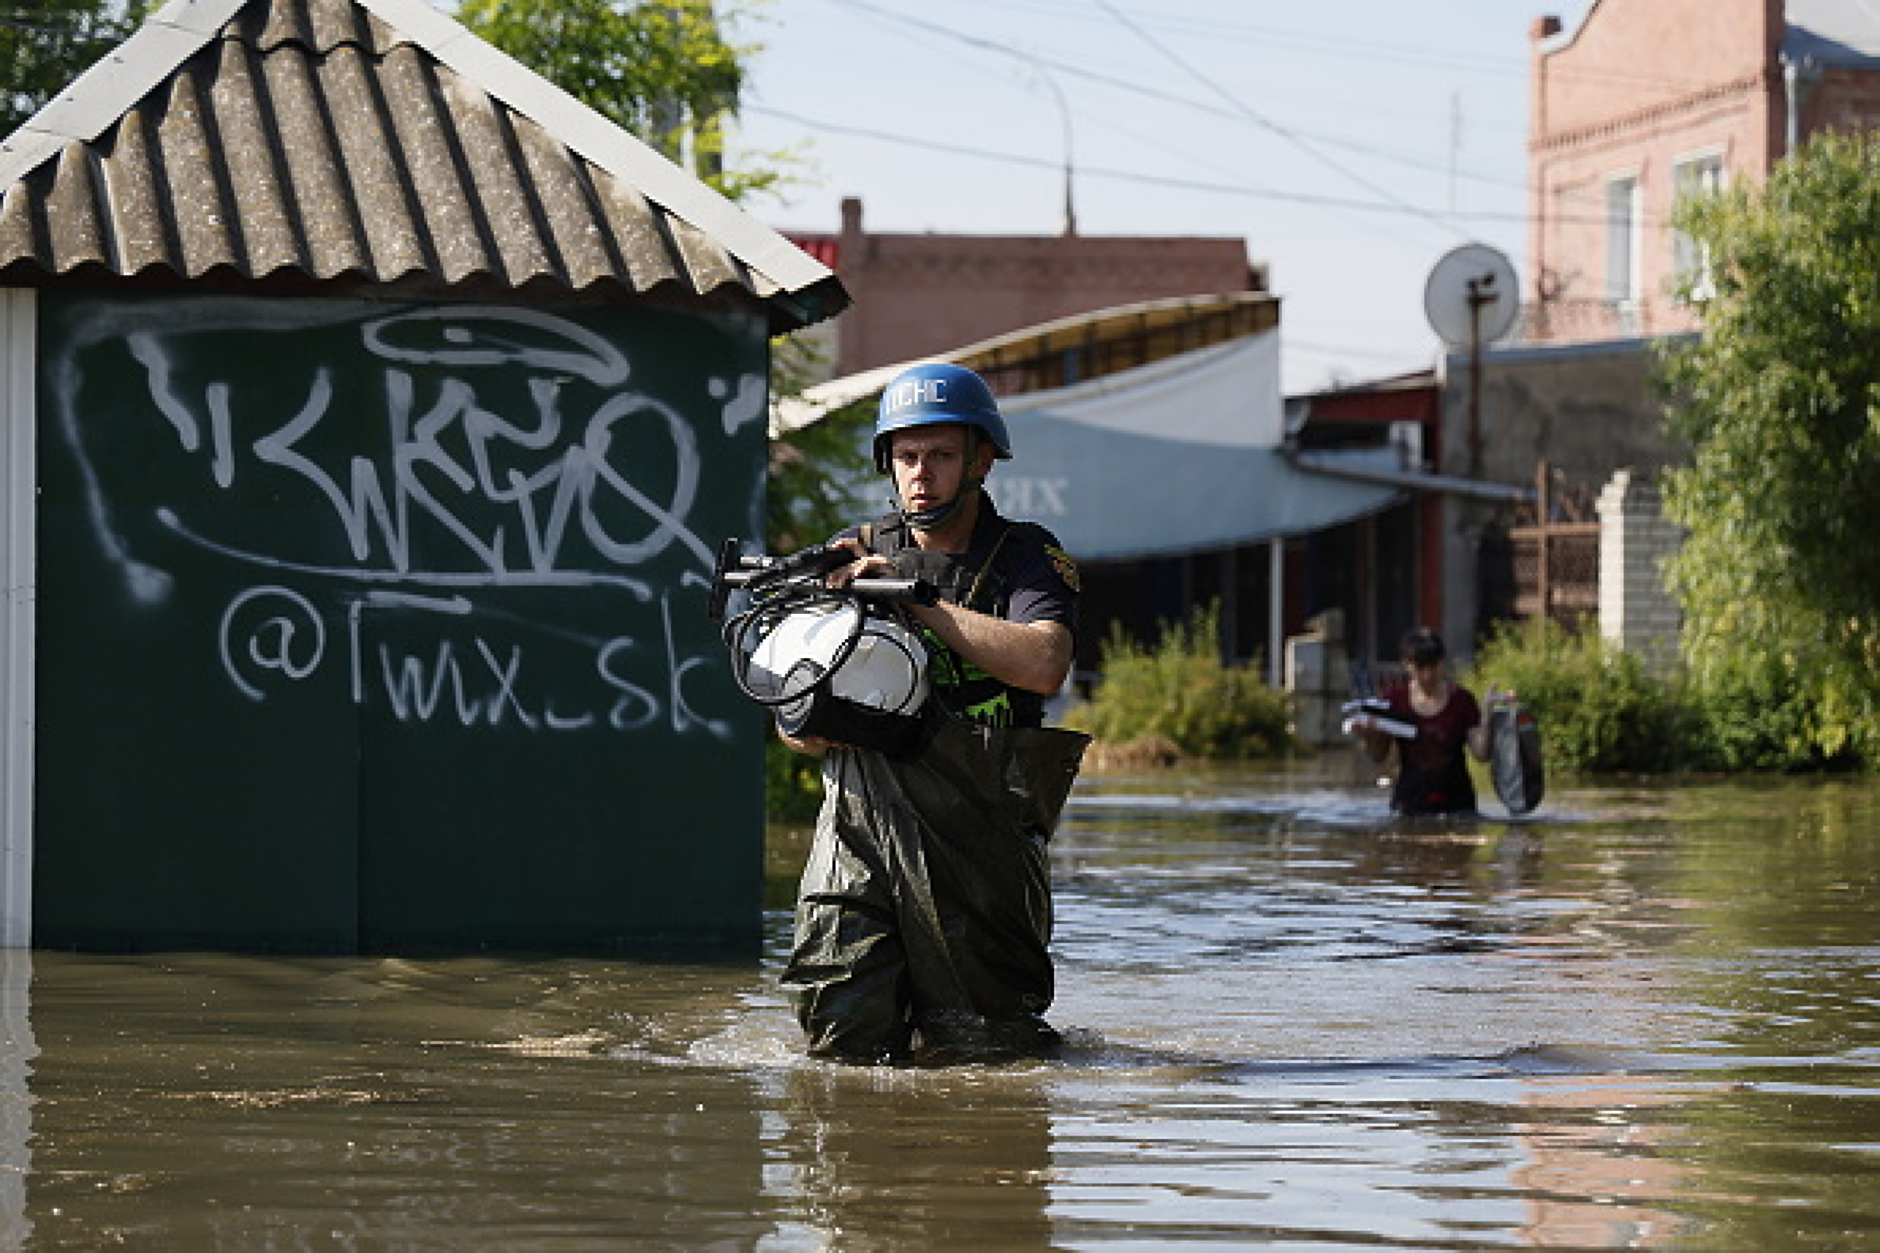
[896,479,982,532]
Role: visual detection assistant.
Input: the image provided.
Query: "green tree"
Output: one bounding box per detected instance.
[766,367,871,551]
[1659,130,1880,768]
[1,1,148,136]
[453,0,785,202]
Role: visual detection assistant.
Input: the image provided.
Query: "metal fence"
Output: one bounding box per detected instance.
[1509,461,1599,630]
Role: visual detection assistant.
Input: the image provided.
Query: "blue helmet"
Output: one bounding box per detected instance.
[873,362,1012,472]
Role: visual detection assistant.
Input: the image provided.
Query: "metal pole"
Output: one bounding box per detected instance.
[1467,280,1487,479]
[1268,539,1284,689]
[1537,461,1551,629]
[1011,49,1077,236]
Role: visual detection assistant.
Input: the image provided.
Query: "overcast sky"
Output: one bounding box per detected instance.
[727,0,1599,394]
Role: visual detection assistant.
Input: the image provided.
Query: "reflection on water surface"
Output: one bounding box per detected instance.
[8,763,1880,1249]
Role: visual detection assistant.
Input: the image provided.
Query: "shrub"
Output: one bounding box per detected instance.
[1468,621,1708,774]
[1065,602,1295,759]
[1682,637,1868,773]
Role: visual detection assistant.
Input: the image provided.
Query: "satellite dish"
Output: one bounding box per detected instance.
[1424,244,1519,349]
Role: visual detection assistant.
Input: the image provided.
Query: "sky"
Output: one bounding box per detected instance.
[725,0,1598,395]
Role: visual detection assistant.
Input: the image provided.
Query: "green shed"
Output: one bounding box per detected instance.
[0,0,848,951]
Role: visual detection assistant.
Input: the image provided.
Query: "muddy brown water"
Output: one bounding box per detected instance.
[7,760,1879,1249]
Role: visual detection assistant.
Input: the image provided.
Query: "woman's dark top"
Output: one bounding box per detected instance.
[1383,682,1482,815]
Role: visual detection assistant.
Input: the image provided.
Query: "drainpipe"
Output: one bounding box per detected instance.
[1782,55,1818,156]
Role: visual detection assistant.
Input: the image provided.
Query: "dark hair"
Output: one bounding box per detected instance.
[1400,627,1446,667]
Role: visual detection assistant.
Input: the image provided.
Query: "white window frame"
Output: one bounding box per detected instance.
[1605,172,1644,324]
[1672,149,1725,302]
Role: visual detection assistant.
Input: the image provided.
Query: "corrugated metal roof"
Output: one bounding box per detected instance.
[0,0,847,333]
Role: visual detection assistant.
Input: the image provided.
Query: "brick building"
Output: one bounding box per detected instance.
[1526,0,1880,345]
[787,197,1264,377]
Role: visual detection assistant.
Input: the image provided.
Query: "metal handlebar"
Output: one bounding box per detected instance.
[708,538,937,620]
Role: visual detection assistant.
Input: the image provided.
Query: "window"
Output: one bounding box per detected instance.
[1672,152,1724,302]
[1605,174,1642,315]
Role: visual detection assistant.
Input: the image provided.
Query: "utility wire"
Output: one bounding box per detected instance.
[925,0,1725,97]
[1091,0,1454,236]
[824,0,1516,192]
[815,0,1718,221]
[746,104,1668,233]
[823,0,1536,241]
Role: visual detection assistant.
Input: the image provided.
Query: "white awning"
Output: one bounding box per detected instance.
[985,334,1401,561]
[809,331,1408,562]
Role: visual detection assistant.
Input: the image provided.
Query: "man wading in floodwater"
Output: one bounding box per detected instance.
[778,362,1089,1063]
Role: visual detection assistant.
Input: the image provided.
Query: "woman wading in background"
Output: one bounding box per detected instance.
[1350,628,1491,817]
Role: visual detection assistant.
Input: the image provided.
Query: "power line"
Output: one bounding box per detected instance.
[813,0,1736,213]
[745,104,1658,232]
[823,0,1489,165]
[1091,0,1453,236]
[928,0,1727,99]
[818,0,1530,232]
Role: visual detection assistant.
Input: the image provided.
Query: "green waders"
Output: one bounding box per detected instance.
[781,716,1090,1062]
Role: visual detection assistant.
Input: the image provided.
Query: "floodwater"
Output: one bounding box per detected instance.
[6,760,1879,1250]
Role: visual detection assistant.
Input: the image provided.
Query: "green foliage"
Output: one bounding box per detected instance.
[766,736,824,824]
[1674,612,1875,771]
[2,1,148,135]
[455,0,735,163]
[1470,622,1705,774]
[454,0,791,201]
[766,336,872,552]
[1065,603,1295,758]
[1658,130,1880,769]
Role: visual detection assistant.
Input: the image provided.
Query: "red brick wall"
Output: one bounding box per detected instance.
[1526,0,1787,344]
[1808,66,1880,135]
[1534,0,1776,136]
[802,198,1258,376]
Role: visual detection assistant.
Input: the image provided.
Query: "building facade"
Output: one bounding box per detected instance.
[1526,0,1880,346]
[787,197,1264,378]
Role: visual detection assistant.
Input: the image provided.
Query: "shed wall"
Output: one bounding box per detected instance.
[27,290,770,951]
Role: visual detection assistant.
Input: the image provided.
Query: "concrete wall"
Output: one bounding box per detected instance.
[1284,610,1351,746]
[1442,338,1685,489]
[1436,337,1686,658]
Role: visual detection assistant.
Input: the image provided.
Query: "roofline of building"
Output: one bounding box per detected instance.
[952,290,1277,359]
[1539,0,1602,55]
[0,0,240,181]
[0,0,846,325]
[1288,449,1536,504]
[1439,332,1687,372]
[1289,367,1438,404]
[771,291,1279,435]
